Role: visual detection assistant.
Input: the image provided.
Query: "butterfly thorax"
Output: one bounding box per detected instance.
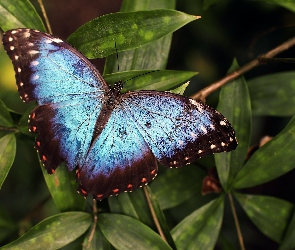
[91,81,123,143]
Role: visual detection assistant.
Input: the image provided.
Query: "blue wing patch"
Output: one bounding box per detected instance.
[2,29,237,200]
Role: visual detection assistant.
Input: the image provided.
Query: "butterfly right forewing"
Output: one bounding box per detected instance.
[120,91,237,168]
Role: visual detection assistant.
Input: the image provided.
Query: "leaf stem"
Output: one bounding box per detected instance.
[143,186,167,243]
[85,199,98,248]
[37,0,52,34]
[191,36,295,101]
[228,193,245,250]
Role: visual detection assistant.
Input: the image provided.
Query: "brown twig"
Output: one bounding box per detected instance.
[37,0,52,34]
[143,186,167,243]
[228,193,246,250]
[191,36,295,102]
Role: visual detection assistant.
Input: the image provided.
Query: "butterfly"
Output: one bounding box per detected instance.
[2,28,237,200]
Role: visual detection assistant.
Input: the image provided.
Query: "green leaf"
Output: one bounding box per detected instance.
[248,71,295,116]
[1,212,92,250]
[108,189,155,229]
[171,197,224,250]
[170,81,190,95]
[0,99,14,127]
[82,224,111,250]
[68,10,197,59]
[215,59,251,190]
[0,0,45,31]
[104,0,176,73]
[143,186,176,249]
[42,163,86,212]
[256,0,295,13]
[99,213,172,250]
[0,133,16,188]
[150,165,205,209]
[234,193,293,243]
[104,70,197,92]
[279,210,295,250]
[233,115,295,189]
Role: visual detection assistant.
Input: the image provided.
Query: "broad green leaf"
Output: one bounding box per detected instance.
[0,99,13,127]
[233,115,295,189]
[108,189,154,229]
[103,70,197,92]
[143,186,176,249]
[0,0,45,31]
[150,165,205,209]
[215,59,251,191]
[68,10,197,59]
[108,192,140,219]
[256,0,295,13]
[98,213,172,250]
[234,193,293,243]
[42,163,86,212]
[0,207,16,242]
[279,210,295,250]
[171,197,224,250]
[1,212,92,250]
[104,0,176,73]
[248,72,295,116]
[170,81,190,95]
[82,224,111,250]
[0,133,16,188]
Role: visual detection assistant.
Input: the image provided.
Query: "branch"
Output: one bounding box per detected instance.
[191,36,295,101]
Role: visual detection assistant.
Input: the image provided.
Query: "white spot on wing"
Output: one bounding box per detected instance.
[14,55,19,60]
[23,32,30,38]
[189,99,203,112]
[10,46,14,51]
[45,39,52,44]
[29,50,39,55]
[31,61,39,66]
[32,75,39,80]
[198,150,203,154]
[210,144,216,149]
[221,142,226,146]
[8,37,13,41]
[17,67,21,73]
[52,38,63,43]
[200,125,207,134]
[19,82,24,86]
[220,120,226,126]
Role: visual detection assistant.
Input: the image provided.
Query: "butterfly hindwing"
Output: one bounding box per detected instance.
[120,91,237,167]
[3,29,108,172]
[77,106,158,200]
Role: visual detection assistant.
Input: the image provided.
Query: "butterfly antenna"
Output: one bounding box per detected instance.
[115,42,120,72]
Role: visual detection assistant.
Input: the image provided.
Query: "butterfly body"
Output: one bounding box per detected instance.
[3,29,237,200]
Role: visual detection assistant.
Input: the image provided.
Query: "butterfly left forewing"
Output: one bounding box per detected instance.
[121,91,237,168]
[2,29,108,173]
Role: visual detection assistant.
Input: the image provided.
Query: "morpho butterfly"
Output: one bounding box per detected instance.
[2,29,237,200]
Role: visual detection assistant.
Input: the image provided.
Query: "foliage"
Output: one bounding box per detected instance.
[1,0,295,249]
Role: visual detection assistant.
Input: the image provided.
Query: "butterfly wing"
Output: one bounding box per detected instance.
[3,29,109,172]
[119,91,237,167]
[77,106,158,200]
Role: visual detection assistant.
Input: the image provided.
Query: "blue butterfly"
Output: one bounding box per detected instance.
[2,29,237,200]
